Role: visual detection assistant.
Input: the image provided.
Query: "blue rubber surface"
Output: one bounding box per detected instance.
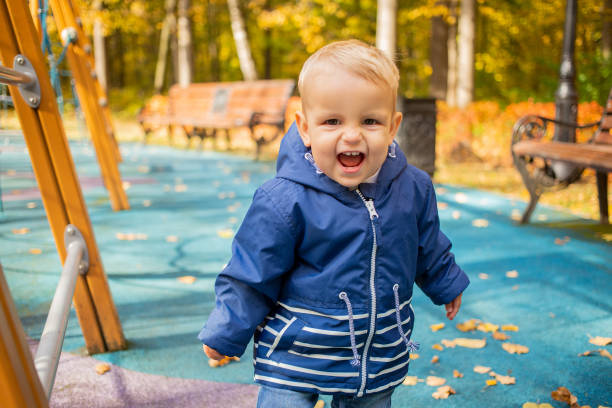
[1,133,610,407]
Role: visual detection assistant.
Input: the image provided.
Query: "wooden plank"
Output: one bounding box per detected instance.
[0,265,48,408]
[513,140,612,172]
[2,0,107,354]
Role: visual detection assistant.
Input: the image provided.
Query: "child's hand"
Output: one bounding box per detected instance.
[444,293,462,320]
[203,344,224,360]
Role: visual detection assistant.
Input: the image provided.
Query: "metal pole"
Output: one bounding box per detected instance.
[34,225,89,398]
[552,0,578,180]
[0,63,35,86]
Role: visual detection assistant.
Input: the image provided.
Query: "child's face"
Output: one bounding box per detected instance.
[296,66,402,188]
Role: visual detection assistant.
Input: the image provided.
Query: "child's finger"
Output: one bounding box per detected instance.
[202,344,225,360]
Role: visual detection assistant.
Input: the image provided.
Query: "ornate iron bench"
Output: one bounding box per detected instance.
[139,79,295,159]
[511,89,612,224]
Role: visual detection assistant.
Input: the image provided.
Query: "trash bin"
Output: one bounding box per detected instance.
[396,97,436,177]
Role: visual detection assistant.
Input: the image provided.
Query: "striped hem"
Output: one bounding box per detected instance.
[376,297,412,319]
[256,358,359,377]
[278,301,368,320]
[365,374,407,394]
[254,374,357,394]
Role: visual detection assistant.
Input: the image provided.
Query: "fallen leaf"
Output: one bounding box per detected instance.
[430,323,445,332]
[437,187,448,194]
[432,344,444,351]
[601,233,612,241]
[95,363,111,375]
[403,376,419,386]
[409,353,419,359]
[29,248,42,255]
[490,372,516,385]
[456,319,479,332]
[452,210,461,219]
[579,349,612,361]
[438,202,448,210]
[551,386,578,406]
[554,237,570,246]
[431,355,440,364]
[217,229,234,238]
[537,214,548,221]
[143,200,152,207]
[166,235,179,242]
[122,181,131,190]
[502,343,529,354]
[501,325,519,332]
[478,273,490,280]
[477,322,499,333]
[506,270,519,278]
[175,184,188,192]
[522,404,553,408]
[512,285,520,291]
[472,219,489,228]
[492,331,510,341]
[474,365,491,374]
[454,338,487,349]
[454,193,468,203]
[486,379,497,386]
[453,369,463,378]
[441,339,456,348]
[177,276,196,284]
[426,376,446,386]
[432,385,455,399]
[589,336,612,346]
[314,400,325,408]
[12,228,29,235]
[208,356,239,368]
[27,202,37,209]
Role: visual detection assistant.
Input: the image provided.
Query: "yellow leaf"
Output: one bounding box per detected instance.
[601,233,612,241]
[177,276,196,284]
[502,342,529,354]
[579,349,612,361]
[432,385,455,399]
[478,273,490,280]
[166,235,179,242]
[492,331,510,341]
[453,369,463,378]
[426,376,446,386]
[403,376,419,386]
[589,336,612,346]
[454,193,468,203]
[456,319,479,332]
[29,248,42,255]
[409,353,419,359]
[551,386,577,406]
[95,363,111,375]
[431,355,439,364]
[492,373,516,385]
[437,202,448,210]
[472,219,489,228]
[432,344,444,351]
[217,229,234,239]
[501,324,519,332]
[474,365,491,374]
[12,228,29,235]
[26,202,37,209]
[505,270,519,278]
[486,379,497,386]
[477,322,499,332]
[430,323,445,332]
[314,400,325,408]
[454,338,486,349]
[452,210,461,219]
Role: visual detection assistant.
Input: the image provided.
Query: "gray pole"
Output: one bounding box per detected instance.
[552,0,578,180]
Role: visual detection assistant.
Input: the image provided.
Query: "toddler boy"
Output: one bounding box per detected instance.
[199,39,469,407]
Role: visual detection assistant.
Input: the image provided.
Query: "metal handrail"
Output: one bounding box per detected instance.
[0,64,35,86]
[34,224,89,398]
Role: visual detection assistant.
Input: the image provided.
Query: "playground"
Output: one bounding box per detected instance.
[1,0,611,407]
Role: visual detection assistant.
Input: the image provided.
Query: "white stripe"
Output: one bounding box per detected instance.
[254,375,357,394]
[266,317,296,358]
[278,301,368,320]
[367,359,410,378]
[372,331,411,348]
[288,350,356,361]
[304,327,367,336]
[255,358,359,377]
[263,326,279,336]
[274,314,290,324]
[376,297,412,319]
[375,316,411,335]
[293,340,365,350]
[369,348,408,363]
[366,375,406,394]
[255,341,273,349]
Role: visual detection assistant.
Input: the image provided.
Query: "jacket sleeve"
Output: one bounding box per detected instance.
[197,187,296,357]
[415,179,470,305]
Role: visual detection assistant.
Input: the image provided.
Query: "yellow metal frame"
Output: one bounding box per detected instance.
[0,0,125,355]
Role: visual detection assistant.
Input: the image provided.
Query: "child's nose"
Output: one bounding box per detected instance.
[342,127,362,143]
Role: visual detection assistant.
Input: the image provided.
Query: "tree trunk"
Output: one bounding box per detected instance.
[154,0,177,93]
[446,0,458,106]
[92,0,108,93]
[376,0,397,58]
[207,0,220,81]
[456,0,475,108]
[177,0,193,87]
[603,0,612,59]
[429,1,448,100]
[227,0,258,81]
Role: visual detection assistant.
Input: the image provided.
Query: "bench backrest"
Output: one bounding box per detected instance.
[594,88,612,145]
[167,79,295,127]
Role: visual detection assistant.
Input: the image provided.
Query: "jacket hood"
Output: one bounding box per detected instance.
[276,122,408,196]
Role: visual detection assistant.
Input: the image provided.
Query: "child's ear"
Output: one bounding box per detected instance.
[295,110,311,147]
[389,111,403,143]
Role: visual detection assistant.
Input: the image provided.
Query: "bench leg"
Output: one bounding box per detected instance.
[596,171,609,224]
[521,189,541,224]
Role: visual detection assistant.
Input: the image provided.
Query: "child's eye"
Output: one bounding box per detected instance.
[324,119,340,125]
[364,118,379,125]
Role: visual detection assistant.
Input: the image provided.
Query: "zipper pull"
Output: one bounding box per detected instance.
[364,199,379,220]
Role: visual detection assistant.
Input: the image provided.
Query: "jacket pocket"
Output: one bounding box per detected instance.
[261,315,305,360]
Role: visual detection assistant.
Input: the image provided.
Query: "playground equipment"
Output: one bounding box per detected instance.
[0,1,127,404]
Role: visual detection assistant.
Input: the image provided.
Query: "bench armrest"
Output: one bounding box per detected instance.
[512,114,601,147]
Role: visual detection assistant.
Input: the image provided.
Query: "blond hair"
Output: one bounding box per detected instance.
[298,39,399,103]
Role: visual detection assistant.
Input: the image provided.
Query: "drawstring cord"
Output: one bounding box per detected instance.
[339,292,361,367]
[393,284,420,353]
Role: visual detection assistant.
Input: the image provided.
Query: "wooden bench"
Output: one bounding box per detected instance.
[511,89,612,224]
[138,79,295,159]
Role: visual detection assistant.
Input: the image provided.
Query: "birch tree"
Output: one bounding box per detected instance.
[456,0,475,108]
[446,0,458,106]
[92,0,108,92]
[177,0,193,87]
[429,1,448,100]
[227,0,258,81]
[154,0,177,93]
[376,0,397,58]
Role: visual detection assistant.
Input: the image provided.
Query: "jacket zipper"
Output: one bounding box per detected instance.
[355,188,378,397]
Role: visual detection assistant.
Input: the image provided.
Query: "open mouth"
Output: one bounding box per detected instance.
[337,151,365,169]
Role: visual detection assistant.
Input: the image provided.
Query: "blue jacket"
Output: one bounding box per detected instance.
[198,123,469,397]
